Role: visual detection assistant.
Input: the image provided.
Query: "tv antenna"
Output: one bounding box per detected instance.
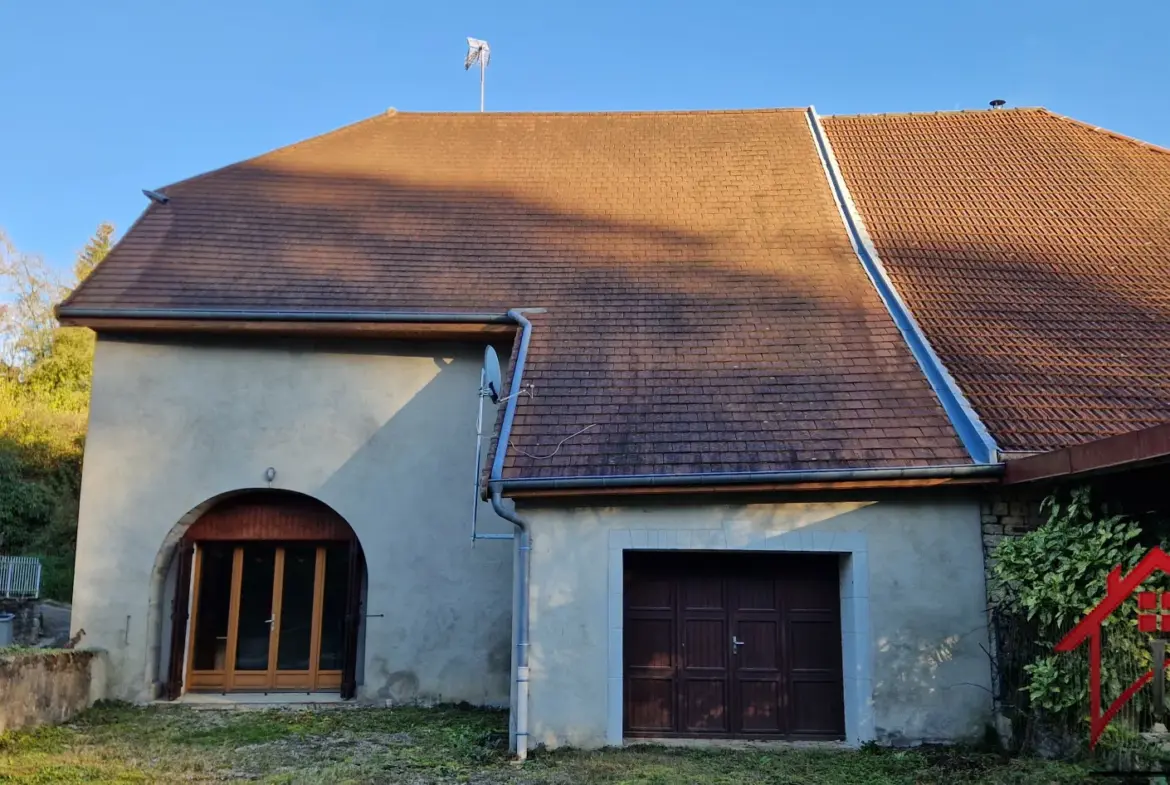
[465,37,491,112]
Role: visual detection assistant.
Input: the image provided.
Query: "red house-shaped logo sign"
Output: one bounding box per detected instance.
[1056,547,1170,747]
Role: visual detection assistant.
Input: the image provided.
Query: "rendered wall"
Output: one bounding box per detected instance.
[520,497,992,748]
[72,335,514,705]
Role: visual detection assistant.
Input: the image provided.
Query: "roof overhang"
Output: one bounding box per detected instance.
[62,307,1008,498]
[55,308,518,342]
[496,463,1004,500]
[1004,422,1170,485]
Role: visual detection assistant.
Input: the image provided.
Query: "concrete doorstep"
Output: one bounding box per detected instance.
[156,693,351,711]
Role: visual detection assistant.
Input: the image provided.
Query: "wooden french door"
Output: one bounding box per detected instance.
[623,551,845,740]
[186,542,349,692]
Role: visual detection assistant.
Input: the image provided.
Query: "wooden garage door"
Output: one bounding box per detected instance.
[624,551,844,740]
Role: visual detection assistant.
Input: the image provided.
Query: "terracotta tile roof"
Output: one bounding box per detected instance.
[823,108,1170,455]
[60,109,970,478]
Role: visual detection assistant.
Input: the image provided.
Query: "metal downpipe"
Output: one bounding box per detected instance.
[491,489,531,760]
[488,308,535,761]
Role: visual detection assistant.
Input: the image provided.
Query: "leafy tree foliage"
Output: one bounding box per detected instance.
[0,225,111,599]
[74,222,113,283]
[0,231,68,367]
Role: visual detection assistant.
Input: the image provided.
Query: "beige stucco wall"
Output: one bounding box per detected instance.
[519,498,993,748]
[73,335,514,705]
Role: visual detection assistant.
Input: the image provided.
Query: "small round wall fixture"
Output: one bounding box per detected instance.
[265,467,277,483]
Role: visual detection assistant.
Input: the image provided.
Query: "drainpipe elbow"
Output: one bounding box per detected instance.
[490,486,528,534]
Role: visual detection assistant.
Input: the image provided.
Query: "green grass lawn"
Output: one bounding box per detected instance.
[0,703,1106,784]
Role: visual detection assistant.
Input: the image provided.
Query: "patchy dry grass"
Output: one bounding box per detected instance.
[0,702,1107,784]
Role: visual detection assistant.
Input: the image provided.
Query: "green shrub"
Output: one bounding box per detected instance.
[992,487,1169,753]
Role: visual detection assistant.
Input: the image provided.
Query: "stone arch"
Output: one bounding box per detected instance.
[145,488,366,699]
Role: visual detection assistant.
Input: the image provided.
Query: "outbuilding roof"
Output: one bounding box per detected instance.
[823,108,1170,455]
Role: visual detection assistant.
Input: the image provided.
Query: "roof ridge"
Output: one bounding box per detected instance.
[384,107,807,117]
[156,107,811,192]
[825,106,1047,120]
[824,106,1170,156]
[1034,108,1170,156]
[157,112,392,193]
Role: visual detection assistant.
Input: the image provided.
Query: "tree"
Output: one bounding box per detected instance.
[0,223,114,599]
[74,221,113,282]
[31,223,115,409]
[0,231,67,367]
[0,223,112,389]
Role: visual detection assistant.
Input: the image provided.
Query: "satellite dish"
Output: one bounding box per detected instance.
[483,345,502,403]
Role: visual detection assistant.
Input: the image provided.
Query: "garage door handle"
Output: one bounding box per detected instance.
[732,635,744,654]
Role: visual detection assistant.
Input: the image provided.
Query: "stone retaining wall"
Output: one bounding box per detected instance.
[0,649,107,733]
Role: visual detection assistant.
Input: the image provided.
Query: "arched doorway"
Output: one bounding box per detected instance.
[165,491,365,699]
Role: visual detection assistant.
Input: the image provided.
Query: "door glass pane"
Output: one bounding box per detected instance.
[192,543,234,671]
[318,544,350,671]
[276,546,318,670]
[234,544,276,671]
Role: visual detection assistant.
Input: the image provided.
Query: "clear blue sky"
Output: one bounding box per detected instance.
[2,1,1167,271]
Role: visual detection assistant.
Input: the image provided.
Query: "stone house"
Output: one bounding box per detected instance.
[58,105,1170,754]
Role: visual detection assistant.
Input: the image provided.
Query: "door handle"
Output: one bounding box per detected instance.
[264,617,275,626]
[732,635,745,654]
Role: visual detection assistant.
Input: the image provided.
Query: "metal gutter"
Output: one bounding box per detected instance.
[804,106,1000,466]
[55,306,515,324]
[497,463,1003,494]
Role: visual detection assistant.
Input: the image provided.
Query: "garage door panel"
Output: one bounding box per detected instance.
[737,679,782,732]
[684,679,729,732]
[789,618,841,672]
[626,577,672,610]
[735,619,779,670]
[682,577,724,609]
[785,579,839,612]
[626,677,675,732]
[683,619,726,669]
[737,578,776,610]
[627,619,674,668]
[791,679,845,736]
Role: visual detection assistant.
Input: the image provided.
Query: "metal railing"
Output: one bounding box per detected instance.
[0,556,41,599]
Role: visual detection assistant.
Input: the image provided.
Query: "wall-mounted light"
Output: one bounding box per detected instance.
[265,467,277,483]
